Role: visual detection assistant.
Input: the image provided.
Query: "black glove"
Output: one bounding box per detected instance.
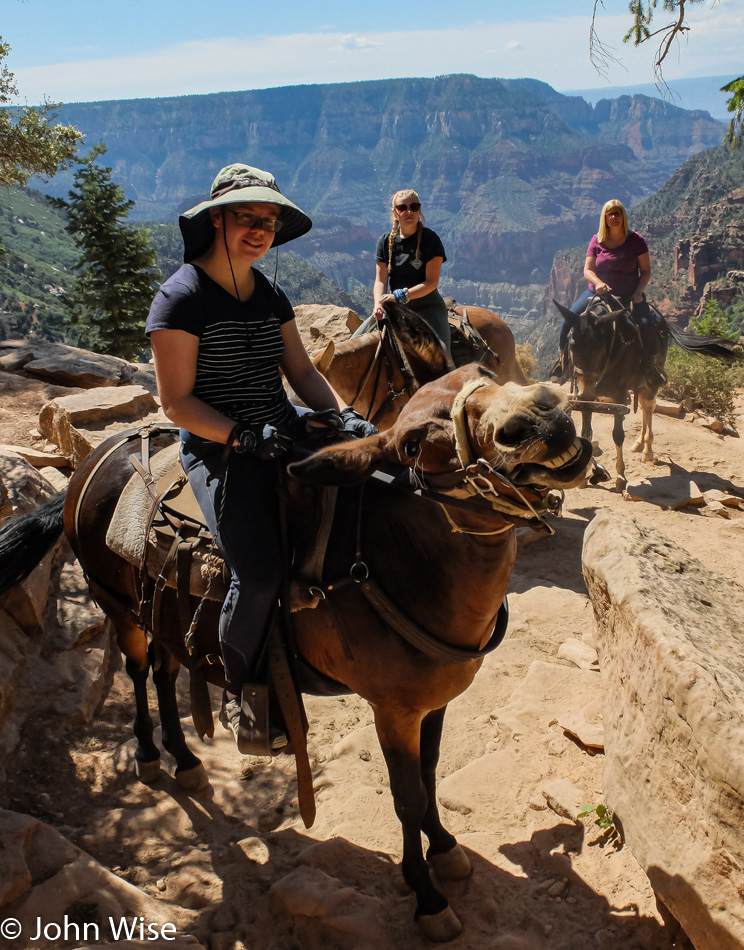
[339,407,378,439]
[302,408,345,442]
[233,424,294,460]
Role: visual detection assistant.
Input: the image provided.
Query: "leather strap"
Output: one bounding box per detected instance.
[360,577,508,663]
[267,624,316,828]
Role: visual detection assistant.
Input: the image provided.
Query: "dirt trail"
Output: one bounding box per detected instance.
[2,378,743,950]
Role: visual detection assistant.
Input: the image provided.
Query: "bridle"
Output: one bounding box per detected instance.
[348,318,417,426]
[404,376,563,536]
[570,295,633,394]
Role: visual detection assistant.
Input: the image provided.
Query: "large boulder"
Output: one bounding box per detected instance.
[10,342,131,389]
[293,304,361,354]
[38,386,165,465]
[582,509,744,950]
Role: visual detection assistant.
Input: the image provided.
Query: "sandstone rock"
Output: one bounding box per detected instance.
[702,488,742,508]
[539,778,585,822]
[582,508,744,950]
[235,836,270,865]
[0,443,68,467]
[0,347,34,372]
[38,467,69,492]
[38,386,162,465]
[494,660,603,738]
[437,749,542,820]
[22,343,129,388]
[701,500,730,518]
[269,866,386,944]
[1,548,55,635]
[0,450,57,520]
[557,701,604,751]
[293,304,360,354]
[123,361,159,395]
[653,398,685,418]
[1,809,195,943]
[556,637,598,670]
[623,473,704,509]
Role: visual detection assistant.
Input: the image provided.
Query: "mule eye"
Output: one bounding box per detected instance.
[403,439,420,457]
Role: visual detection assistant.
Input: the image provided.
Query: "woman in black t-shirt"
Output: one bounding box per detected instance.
[372,189,450,352]
[146,163,375,751]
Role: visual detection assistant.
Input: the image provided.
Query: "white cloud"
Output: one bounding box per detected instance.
[11,14,743,105]
[338,34,379,50]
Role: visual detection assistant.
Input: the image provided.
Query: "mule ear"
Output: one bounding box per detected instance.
[288,433,389,485]
[553,300,578,326]
[314,339,336,374]
[382,300,454,381]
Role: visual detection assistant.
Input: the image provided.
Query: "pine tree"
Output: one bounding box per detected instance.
[58,143,161,361]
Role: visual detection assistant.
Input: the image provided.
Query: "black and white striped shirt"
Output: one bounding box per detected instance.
[146,264,297,428]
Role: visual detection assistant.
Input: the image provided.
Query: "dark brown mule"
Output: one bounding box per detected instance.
[553,295,740,491]
[553,296,669,491]
[313,301,528,431]
[0,366,591,941]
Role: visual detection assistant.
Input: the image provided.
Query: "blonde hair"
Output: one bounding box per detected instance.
[387,189,426,271]
[597,199,629,243]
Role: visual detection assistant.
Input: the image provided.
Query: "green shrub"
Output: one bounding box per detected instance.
[689,300,738,341]
[661,347,744,426]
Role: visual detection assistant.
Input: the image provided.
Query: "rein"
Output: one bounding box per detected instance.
[349,319,416,424]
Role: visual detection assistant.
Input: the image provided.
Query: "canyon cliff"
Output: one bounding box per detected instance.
[39,74,724,318]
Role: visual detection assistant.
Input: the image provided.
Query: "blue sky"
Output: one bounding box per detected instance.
[3,0,742,104]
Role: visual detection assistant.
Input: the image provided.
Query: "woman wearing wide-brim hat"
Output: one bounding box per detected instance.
[146,163,376,751]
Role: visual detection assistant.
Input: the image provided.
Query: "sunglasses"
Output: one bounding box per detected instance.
[224,208,283,232]
[395,202,421,213]
[605,210,623,218]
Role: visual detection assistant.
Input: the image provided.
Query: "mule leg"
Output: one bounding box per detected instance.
[374,707,462,942]
[150,647,209,792]
[123,630,162,784]
[580,408,594,447]
[612,411,627,491]
[634,395,656,463]
[420,708,470,881]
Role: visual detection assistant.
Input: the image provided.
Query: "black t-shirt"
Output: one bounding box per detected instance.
[375,227,447,293]
[146,264,296,427]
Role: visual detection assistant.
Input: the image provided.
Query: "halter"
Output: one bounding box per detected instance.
[422,376,563,535]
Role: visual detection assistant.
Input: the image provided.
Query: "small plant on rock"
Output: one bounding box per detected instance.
[577,803,623,850]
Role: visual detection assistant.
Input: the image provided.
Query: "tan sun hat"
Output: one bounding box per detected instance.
[178,163,312,262]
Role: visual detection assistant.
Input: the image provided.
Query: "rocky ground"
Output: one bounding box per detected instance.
[1,365,743,950]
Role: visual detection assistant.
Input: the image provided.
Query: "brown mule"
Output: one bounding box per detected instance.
[0,366,592,941]
[313,300,528,431]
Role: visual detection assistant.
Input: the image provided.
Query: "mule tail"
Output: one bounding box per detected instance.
[0,491,66,596]
[666,322,741,361]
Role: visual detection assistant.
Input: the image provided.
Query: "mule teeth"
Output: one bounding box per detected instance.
[542,438,583,469]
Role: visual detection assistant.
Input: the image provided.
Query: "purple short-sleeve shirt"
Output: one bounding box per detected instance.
[586,231,648,297]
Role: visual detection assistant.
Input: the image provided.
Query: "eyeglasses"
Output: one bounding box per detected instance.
[395,202,421,213]
[224,208,283,232]
[605,210,623,218]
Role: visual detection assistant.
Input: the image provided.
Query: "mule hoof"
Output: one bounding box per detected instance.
[429,844,472,880]
[631,439,643,453]
[642,451,654,464]
[614,476,627,493]
[175,762,210,792]
[135,756,162,784]
[418,906,463,943]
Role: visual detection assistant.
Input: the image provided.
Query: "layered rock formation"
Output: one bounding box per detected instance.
[582,508,744,950]
[36,76,724,316]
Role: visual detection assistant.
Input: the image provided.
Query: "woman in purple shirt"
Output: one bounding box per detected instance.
[556,199,652,377]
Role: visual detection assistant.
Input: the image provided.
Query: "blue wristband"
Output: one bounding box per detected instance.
[393,288,409,304]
